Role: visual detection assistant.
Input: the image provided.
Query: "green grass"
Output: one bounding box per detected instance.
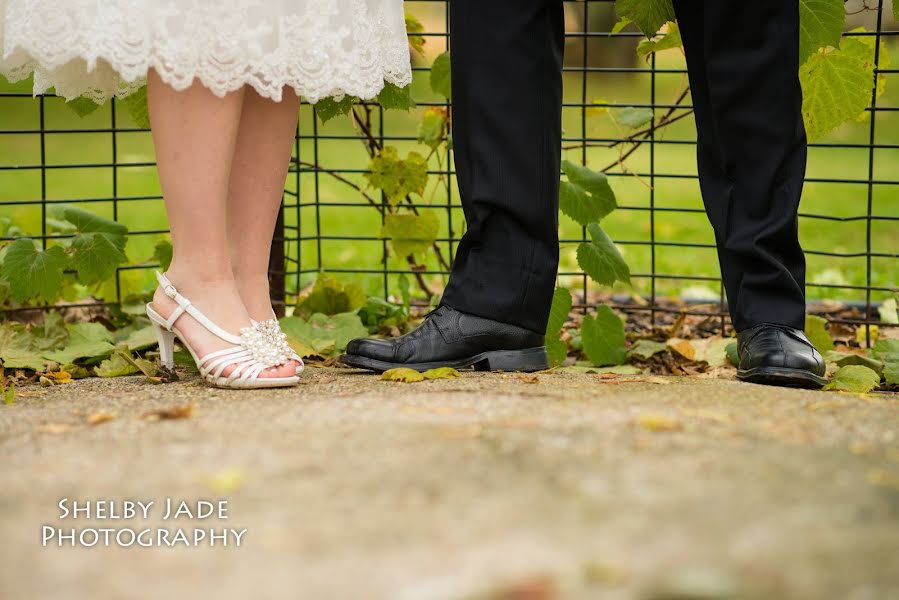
[1,44,897,308]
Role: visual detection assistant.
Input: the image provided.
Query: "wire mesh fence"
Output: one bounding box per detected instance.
[1,0,897,336]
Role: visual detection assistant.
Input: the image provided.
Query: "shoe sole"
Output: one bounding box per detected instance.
[736,366,827,389]
[340,347,550,373]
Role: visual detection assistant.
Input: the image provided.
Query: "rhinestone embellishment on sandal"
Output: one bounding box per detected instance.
[240,323,289,368]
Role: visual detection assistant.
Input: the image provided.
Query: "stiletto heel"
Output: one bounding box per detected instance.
[145,272,298,389]
[151,321,177,369]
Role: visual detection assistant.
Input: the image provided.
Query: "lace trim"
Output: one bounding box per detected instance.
[0,0,412,103]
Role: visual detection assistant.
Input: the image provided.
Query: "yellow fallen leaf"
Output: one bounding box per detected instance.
[634,413,683,432]
[44,371,73,384]
[381,368,425,382]
[35,423,76,434]
[422,367,462,380]
[86,411,117,426]
[207,468,246,494]
[666,338,696,361]
[807,399,852,412]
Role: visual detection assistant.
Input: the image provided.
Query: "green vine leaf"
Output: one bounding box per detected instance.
[43,322,115,365]
[611,17,633,34]
[615,0,675,37]
[95,351,141,378]
[612,106,654,129]
[315,95,356,124]
[32,311,68,352]
[871,339,899,385]
[418,107,448,150]
[296,273,366,318]
[153,238,173,271]
[366,146,429,205]
[582,305,627,367]
[805,314,834,353]
[800,37,876,141]
[1,239,68,304]
[406,16,426,55]
[0,323,47,371]
[377,81,415,111]
[823,364,881,393]
[798,0,845,64]
[824,350,884,377]
[547,287,573,335]
[65,97,103,118]
[636,22,682,60]
[279,312,367,357]
[546,287,572,367]
[430,51,452,99]
[576,223,631,287]
[559,161,617,226]
[546,336,568,368]
[381,211,440,258]
[69,232,128,285]
[52,206,129,285]
[122,86,151,129]
[629,339,667,360]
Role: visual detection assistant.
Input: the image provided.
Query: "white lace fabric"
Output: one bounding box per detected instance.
[0,0,412,103]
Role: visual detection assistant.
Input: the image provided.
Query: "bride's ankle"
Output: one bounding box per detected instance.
[233,273,276,320]
[163,266,237,291]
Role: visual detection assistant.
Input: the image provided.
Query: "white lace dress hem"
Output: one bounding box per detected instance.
[0,0,412,103]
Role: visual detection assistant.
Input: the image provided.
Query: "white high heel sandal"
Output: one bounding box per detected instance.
[146,272,299,389]
[250,313,305,375]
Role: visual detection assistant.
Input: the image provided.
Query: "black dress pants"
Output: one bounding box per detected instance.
[442,0,564,335]
[673,0,808,331]
[444,0,807,335]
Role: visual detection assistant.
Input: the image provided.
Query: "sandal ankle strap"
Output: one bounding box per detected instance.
[154,271,243,345]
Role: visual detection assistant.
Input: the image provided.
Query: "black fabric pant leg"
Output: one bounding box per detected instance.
[441,0,564,335]
[672,0,808,332]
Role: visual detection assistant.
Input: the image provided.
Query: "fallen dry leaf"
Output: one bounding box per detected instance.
[86,411,117,426]
[207,468,246,494]
[868,469,899,491]
[681,408,733,424]
[519,374,541,384]
[807,399,852,412]
[43,371,73,384]
[634,413,683,432]
[667,338,697,361]
[142,405,193,421]
[439,424,483,439]
[35,423,77,434]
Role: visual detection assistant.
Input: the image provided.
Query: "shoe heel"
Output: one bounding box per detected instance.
[151,321,176,369]
[476,347,549,372]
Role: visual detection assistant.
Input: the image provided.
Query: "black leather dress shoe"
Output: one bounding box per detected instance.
[341,305,549,373]
[736,323,827,388]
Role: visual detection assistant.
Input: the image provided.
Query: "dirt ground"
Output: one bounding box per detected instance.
[1,368,897,600]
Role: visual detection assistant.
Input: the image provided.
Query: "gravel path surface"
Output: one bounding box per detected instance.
[1,369,897,599]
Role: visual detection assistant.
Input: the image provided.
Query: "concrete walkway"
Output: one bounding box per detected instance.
[1,369,897,599]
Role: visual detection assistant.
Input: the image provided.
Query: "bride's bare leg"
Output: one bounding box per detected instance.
[147,71,294,378]
[226,87,301,322]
